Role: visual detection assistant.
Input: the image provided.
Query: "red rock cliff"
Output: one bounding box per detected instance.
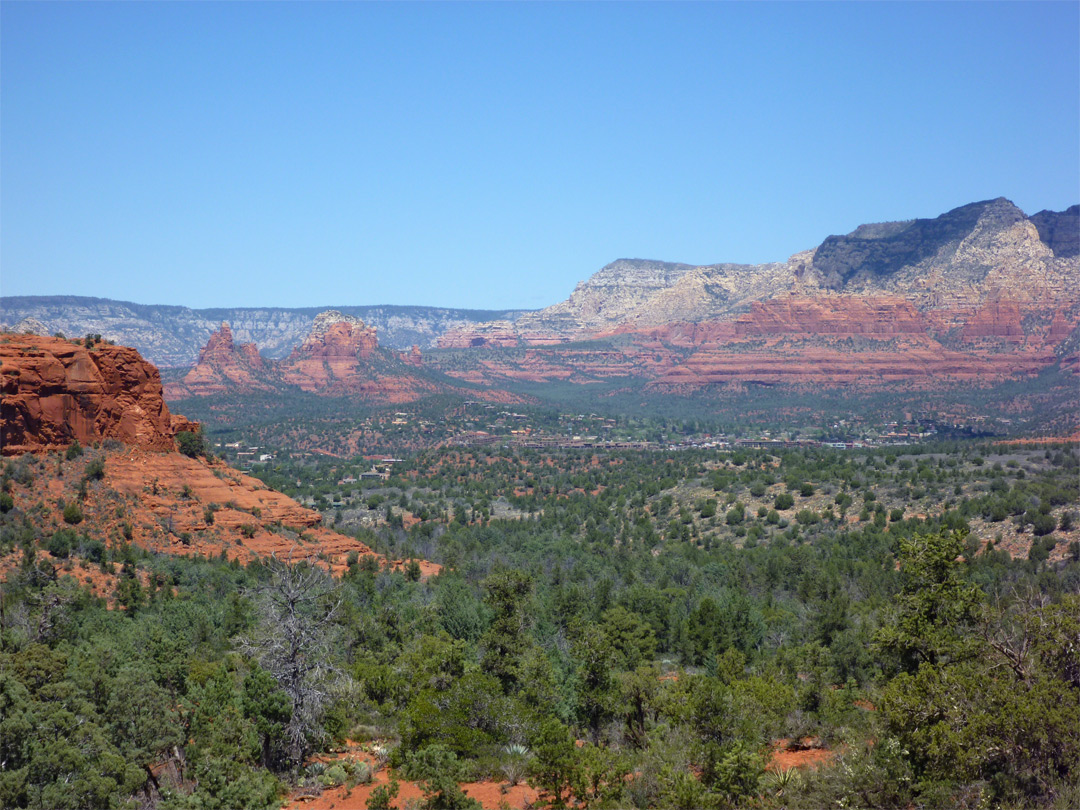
[1,333,190,455]
[733,295,928,337]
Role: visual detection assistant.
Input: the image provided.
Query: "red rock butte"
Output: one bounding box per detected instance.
[1,333,193,455]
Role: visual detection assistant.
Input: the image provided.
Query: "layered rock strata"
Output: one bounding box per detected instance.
[1,333,188,455]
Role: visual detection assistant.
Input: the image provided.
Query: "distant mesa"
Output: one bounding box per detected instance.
[427,198,1079,392]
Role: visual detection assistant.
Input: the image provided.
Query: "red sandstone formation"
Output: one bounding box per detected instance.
[733,296,927,337]
[0,330,441,576]
[168,322,274,397]
[280,311,396,393]
[427,294,1077,390]
[960,299,1026,342]
[167,313,530,405]
[1,333,189,455]
[275,311,509,403]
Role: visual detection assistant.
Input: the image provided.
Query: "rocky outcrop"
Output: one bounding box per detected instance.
[288,311,379,360]
[1,333,188,455]
[280,311,415,394]
[9,317,50,336]
[166,313,529,405]
[167,322,274,397]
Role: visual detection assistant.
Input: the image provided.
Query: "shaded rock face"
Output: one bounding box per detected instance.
[811,198,1024,286]
[0,334,187,455]
[1030,205,1080,258]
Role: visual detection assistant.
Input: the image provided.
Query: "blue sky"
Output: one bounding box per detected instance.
[2,2,1077,310]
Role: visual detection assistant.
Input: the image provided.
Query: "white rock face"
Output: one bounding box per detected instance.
[0,300,527,367]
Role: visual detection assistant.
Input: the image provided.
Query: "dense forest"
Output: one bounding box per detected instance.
[1,438,1078,809]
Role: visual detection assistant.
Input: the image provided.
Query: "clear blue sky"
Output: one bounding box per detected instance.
[2,2,1077,310]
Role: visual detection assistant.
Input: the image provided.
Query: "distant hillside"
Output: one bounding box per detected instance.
[0,297,531,368]
[440,198,1078,345]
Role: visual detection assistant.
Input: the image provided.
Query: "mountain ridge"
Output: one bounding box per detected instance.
[439,198,1077,346]
[0,297,531,368]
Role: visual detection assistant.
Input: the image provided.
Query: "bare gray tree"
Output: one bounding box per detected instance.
[237,553,344,769]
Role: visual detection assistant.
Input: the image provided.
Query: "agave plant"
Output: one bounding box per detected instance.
[368,742,391,771]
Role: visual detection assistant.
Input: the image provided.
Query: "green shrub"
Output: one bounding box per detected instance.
[62,502,84,525]
[177,430,207,459]
[65,440,84,460]
[318,764,348,787]
[367,779,399,810]
[83,457,105,482]
[1032,513,1057,537]
[48,529,76,558]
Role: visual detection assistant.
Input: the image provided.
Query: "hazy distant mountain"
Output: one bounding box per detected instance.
[0,298,530,368]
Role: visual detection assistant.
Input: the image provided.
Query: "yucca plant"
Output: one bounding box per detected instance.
[501,743,533,787]
[766,767,800,796]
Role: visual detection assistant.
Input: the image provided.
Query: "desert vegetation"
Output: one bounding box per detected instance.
[1,435,1078,809]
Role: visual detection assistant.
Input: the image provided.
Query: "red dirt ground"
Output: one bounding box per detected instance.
[283,735,841,809]
[282,742,538,810]
[767,738,837,771]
